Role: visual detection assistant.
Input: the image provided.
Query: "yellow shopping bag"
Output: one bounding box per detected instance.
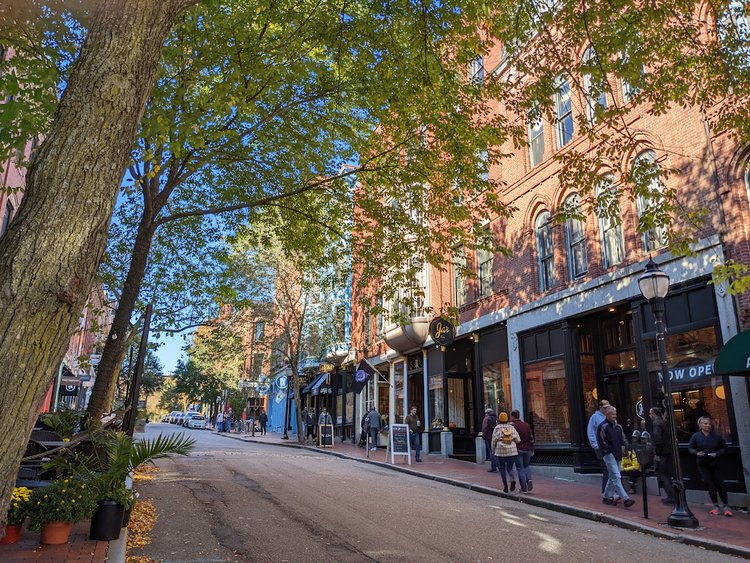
[619,451,640,473]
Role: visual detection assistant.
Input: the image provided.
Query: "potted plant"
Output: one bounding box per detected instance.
[88,430,194,540]
[27,478,96,544]
[1,487,31,544]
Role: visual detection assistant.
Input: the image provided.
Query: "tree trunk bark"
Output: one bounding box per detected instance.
[87,215,155,422]
[0,0,188,528]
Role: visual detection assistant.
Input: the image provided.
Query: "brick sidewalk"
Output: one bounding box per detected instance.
[0,521,108,562]
[217,429,750,557]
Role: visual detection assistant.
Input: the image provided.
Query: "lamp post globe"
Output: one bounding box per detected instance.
[638,259,699,528]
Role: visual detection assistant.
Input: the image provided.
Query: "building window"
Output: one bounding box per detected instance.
[564,194,587,279]
[582,46,607,124]
[483,361,512,414]
[528,107,544,167]
[634,150,667,252]
[477,149,489,182]
[254,321,265,342]
[376,295,384,339]
[363,311,372,347]
[719,0,749,60]
[429,373,444,428]
[0,199,14,238]
[596,175,624,268]
[536,211,555,291]
[251,353,264,377]
[477,245,494,299]
[554,75,574,148]
[621,41,646,102]
[453,247,468,307]
[469,54,485,85]
[524,358,570,444]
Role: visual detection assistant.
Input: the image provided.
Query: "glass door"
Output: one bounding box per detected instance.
[605,373,643,437]
[446,375,475,456]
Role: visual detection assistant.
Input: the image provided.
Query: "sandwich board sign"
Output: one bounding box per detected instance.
[386,423,411,465]
[319,424,334,448]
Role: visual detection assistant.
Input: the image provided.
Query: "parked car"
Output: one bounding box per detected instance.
[168,411,181,424]
[161,414,170,422]
[183,412,202,427]
[173,412,187,425]
[187,415,207,429]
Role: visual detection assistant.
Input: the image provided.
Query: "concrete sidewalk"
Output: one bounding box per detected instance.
[216,429,750,559]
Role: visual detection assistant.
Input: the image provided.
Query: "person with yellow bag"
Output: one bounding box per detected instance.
[596,406,636,508]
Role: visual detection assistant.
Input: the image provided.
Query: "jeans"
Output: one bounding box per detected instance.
[369,428,379,448]
[484,438,497,470]
[517,449,533,483]
[410,431,421,460]
[497,455,520,489]
[602,453,629,501]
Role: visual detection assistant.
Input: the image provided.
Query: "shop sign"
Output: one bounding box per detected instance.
[635,400,645,420]
[276,375,288,390]
[429,318,455,346]
[666,361,716,385]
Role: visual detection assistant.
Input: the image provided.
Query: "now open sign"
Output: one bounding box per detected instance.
[667,361,715,384]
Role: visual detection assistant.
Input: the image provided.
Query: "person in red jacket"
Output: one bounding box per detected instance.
[511,410,534,492]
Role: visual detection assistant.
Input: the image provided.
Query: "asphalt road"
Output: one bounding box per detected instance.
[131,423,737,562]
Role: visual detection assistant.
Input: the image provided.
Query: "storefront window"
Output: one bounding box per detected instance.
[335,394,343,425]
[378,382,390,426]
[345,392,353,423]
[580,355,597,419]
[524,358,571,444]
[645,326,732,442]
[394,361,404,424]
[447,378,466,428]
[429,374,444,428]
[483,361,511,414]
[604,350,637,373]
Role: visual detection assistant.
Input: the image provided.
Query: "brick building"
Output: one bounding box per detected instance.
[350,9,750,505]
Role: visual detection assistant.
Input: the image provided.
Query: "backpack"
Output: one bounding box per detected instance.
[501,426,514,445]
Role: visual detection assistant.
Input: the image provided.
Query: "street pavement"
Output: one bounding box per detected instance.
[129,423,742,562]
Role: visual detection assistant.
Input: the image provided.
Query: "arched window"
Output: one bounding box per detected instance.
[564,194,587,279]
[596,175,624,268]
[536,211,555,291]
[554,75,574,147]
[718,0,749,63]
[582,46,607,124]
[634,150,667,252]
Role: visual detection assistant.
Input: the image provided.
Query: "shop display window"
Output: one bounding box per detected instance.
[580,355,598,419]
[429,374,444,428]
[378,382,390,426]
[645,326,732,442]
[524,358,571,444]
[483,361,512,414]
[394,361,405,423]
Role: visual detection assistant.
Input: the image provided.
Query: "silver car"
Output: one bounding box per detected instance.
[186,414,207,429]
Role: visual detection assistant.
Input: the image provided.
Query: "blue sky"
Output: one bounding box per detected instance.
[156,331,190,374]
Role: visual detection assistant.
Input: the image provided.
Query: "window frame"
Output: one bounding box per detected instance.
[477,245,494,299]
[634,150,667,252]
[536,211,555,292]
[453,246,468,307]
[596,175,625,269]
[554,75,574,148]
[469,54,485,86]
[564,194,588,279]
[528,107,545,167]
[582,46,607,124]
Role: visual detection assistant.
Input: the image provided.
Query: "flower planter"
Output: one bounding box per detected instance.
[1,524,22,544]
[89,500,124,541]
[40,521,73,545]
[122,504,133,528]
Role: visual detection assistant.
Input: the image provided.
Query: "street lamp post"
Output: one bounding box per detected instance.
[638,259,699,528]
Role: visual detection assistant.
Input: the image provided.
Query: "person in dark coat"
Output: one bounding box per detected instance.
[688,416,731,516]
[597,406,635,508]
[511,410,534,492]
[259,410,268,435]
[366,407,381,451]
[649,406,676,504]
[481,408,498,472]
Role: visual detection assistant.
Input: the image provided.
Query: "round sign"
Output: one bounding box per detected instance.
[354,369,368,383]
[276,375,288,390]
[635,399,645,420]
[65,385,76,393]
[429,318,456,346]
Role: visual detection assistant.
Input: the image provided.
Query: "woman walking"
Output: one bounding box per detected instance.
[491,412,524,493]
[688,416,732,516]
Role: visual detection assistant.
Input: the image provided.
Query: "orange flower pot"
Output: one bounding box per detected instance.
[40,521,73,545]
[1,524,22,544]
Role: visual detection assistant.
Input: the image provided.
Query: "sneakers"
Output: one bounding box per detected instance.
[623,498,636,508]
[724,508,733,517]
[602,497,618,506]
[709,505,720,515]
[527,479,533,492]
[510,481,516,492]
[416,458,422,463]
[370,447,377,451]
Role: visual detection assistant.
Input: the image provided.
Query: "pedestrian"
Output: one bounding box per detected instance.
[511,410,534,492]
[359,411,369,448]
[491,412,523,492]
[318,407,333,425]
[481,408,498,472]
[216,410,224,433]
[366,406,382,451]
[404,406,422,463]
[241,409,247,433]
[649,406,676,504]
[688,416,731,516]
[226,408,233,433]
[597,406,635,508]
[304,407,316,445]
[259,410,268,435]
[587,399,610,494]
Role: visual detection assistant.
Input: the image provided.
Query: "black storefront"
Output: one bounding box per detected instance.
[520,277,745,492]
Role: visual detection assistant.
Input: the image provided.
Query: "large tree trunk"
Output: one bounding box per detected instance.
[87,216,155,421]
[0,0,190,529]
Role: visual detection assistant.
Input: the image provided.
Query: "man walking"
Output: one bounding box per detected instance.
[404,406,422,463]
[304,407,316,445]
[511,410,534,492]
[216,410,224,433]
[597,406,635,508]
[650,406,676,504]
[587,399,610,493]
[259,409,268,435]
[366,406,381,451]
[481,408,498,472]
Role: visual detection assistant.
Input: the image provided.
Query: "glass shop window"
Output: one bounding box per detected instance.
[524,358,570,444]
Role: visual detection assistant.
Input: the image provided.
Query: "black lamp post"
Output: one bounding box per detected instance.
[638,259,699,528]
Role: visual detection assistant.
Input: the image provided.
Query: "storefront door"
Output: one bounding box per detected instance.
[446,375,474,456]
[605,373,644,437]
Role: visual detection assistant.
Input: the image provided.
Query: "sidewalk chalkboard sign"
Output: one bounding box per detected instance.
[319,424,334,448]
[387,424,411,465]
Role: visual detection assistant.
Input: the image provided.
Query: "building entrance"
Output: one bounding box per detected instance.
[604,372,644,437]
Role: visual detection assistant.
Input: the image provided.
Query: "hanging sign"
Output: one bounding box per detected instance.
[386,423,411,465]
[429,318,455,346]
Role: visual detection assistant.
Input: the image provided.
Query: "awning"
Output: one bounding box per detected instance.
[303,373,326,394]
[715,330,750,375]
[310,374,328,396]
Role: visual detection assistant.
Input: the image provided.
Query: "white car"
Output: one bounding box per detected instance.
[183,411,202,427]
[168,411,182,424]
[186,414,207,429]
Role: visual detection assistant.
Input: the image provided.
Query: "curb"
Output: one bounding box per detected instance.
[106,527,127,563]
[216,433,750,559]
